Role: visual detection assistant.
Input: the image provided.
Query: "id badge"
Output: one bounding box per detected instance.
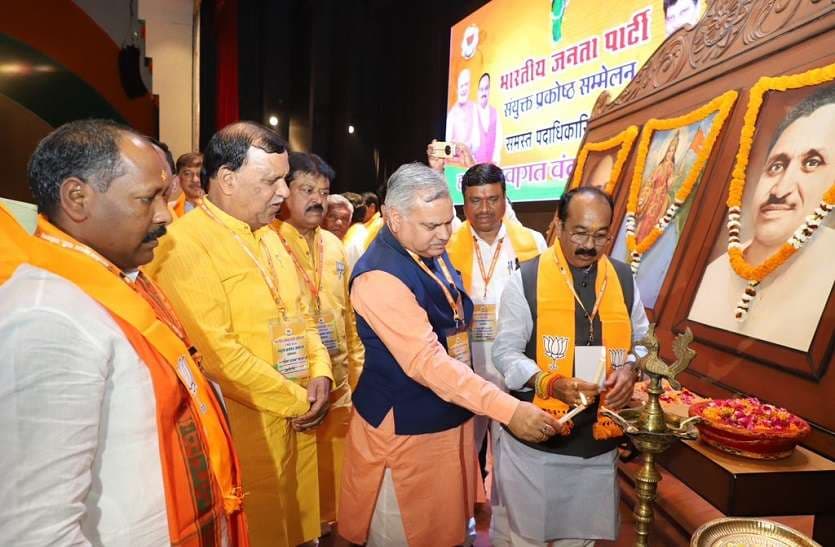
[270,315,310,382]
[470,303,497,342]
[446,327,472,367]
[315,310,340,357]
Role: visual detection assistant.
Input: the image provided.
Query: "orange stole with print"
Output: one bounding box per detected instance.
[28,218,249,547]
[446,219,540,292]
[535,243,630,439]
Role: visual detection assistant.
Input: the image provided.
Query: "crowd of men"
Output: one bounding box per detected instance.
[0,119,647,547]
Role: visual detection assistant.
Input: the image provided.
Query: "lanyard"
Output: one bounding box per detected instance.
[37,232,189,342]
[554,251,608,346]
[408,251,464,325]
[473,236,504,299]
[201,203,288,316]
[276,229,324,311]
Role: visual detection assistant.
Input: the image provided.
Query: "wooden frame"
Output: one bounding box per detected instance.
[567,125,639,195]
[578,0,835,457]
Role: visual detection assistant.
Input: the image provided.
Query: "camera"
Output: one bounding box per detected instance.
[429,141,458,159]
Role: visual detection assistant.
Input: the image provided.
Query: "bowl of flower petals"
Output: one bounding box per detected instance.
[688,398,810,460]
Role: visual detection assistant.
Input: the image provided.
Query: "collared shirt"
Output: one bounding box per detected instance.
[492,263,650,391]
[146,197,332,417]
[469,223,547,391]
[0,265,172,546]
[274,221,364,403]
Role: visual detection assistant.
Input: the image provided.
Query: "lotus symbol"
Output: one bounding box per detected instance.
[543,335,568,361]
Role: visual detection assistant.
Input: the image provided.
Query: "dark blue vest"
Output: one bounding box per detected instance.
[350,226,474,435]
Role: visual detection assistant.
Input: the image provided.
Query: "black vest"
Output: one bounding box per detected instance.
[505,255,634,459]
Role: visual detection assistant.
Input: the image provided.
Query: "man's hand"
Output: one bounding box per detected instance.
[551,377,600,406]
[452,142,476,167]
[291,376,332,432]
[426,140,446,173]
[602,365,637,410]
[507,402,564,443]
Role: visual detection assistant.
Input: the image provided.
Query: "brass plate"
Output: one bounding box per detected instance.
[691,518,820,547]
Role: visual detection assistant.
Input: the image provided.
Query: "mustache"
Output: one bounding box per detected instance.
[306,204,324,213]
[142,224,167,243]
[575,247,597,258]
[763,192,790,207]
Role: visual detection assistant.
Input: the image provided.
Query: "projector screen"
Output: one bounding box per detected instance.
[444,0,703,203]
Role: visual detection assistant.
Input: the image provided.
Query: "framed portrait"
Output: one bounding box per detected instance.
[688,64,835,357]
[568,125,639,195]
[610,90,738,310]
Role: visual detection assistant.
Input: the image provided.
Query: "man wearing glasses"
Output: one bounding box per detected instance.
[490,187,649,546]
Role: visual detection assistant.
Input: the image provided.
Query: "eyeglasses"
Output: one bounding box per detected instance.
[568,231,611,246]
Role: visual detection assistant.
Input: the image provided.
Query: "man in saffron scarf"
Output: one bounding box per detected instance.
[0,119,246,545]
[446,163,548,484]
[147,122,334,547]
[272,152,364,533]
[338,163,561,546]
[491,187,649,545]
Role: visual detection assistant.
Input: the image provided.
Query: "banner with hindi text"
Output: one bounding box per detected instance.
[445,0,694,203]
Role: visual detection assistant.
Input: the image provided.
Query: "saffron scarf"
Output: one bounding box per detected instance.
[446,219,540,293]
[29,217,249,546]
[534,242,631,439]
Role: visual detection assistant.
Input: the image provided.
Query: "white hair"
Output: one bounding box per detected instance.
[327,194,354,215]
[385,163,450,214]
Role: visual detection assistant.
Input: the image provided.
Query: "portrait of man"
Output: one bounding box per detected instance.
[579,150,618,192]
[446,68,479,153]
[474,73,502,164]
[689,83,835,351]
[612,112,718,308]
[664,0,702,36]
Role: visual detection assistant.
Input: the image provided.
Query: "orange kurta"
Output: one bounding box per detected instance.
[339,271,519,546]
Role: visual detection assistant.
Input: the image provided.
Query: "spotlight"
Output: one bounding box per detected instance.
[268,115,279,127]
[348,125,355,134]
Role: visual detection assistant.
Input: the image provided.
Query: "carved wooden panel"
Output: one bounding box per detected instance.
[594,0,835,118]
[575,3,835,458]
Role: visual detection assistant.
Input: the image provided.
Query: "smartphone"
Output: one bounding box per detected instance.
[429,141,458,159]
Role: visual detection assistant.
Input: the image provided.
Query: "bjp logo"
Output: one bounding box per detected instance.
[609,348,627,369]
[461,25,479,59]
[543,335,568,369]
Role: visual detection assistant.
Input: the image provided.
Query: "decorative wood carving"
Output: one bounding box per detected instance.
[596,0,835,116]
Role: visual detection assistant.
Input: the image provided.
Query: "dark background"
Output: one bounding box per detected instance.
[200,0,560,231]
[202,0,488,194]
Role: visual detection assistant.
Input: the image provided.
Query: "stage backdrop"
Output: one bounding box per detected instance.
[445,0,690,203]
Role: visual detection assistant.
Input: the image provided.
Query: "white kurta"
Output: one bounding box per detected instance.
[490,267,649,543]
[468,223,547,447]
[0,265,171,546]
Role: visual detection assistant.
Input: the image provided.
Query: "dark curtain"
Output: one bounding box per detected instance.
[214,0,239,129]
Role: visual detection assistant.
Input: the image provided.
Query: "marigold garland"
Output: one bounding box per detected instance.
[569,125,639,195]
[625,90,739,274]
[725,63,835,321]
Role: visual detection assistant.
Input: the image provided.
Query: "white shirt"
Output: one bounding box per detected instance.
[0,265,170,546]
[469,223,548,391]
[492,264,650,391]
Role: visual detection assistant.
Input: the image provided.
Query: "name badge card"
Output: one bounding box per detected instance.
[574,345,606,388]
[316,310,340,357]
[446,327,472,368]
[470,303,498,342]
[270,315,310,382]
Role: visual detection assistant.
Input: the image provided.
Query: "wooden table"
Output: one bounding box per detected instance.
[658,440,835,545]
